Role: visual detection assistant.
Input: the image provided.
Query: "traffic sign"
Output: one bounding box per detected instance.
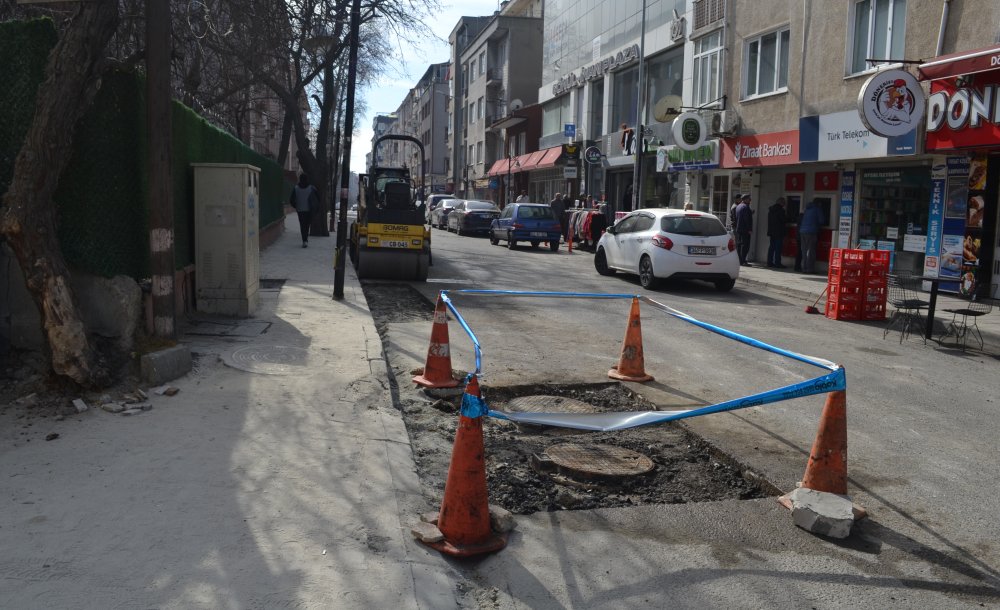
[564,123,576,138]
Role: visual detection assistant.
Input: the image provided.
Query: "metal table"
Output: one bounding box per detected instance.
[917,275,946,340]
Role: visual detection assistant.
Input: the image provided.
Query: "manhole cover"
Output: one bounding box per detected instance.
[226,345,310,375]
[506,395,601,414]
[537,443,655,480]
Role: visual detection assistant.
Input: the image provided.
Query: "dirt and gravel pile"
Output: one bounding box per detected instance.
[364,280,776,515]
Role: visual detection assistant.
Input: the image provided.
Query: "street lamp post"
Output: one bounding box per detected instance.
[631,0,648,211]
[333,0,361,300]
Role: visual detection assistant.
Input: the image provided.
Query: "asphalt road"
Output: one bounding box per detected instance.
[393,225,1000,606]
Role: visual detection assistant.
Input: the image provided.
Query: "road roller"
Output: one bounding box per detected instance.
[349,134,431,281]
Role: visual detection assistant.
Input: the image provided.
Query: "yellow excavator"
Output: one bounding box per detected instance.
[349,134,430,280]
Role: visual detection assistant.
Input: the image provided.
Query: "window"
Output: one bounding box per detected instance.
[469,103,475,124]
[612,66,639,128]
[693,31,723,107]
[470,59,476,81]
[542,95,571,137]
[476,141,483,163]
[498,42,507,65]
[744,28,790,98]
[479,52,486,75]
[644,48,684,124]
[477,97,484,119]
[468,144,474,164]
[849,0,906,75]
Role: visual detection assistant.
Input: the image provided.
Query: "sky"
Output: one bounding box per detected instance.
[350,0,501,172]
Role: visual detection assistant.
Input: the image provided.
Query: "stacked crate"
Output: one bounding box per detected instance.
[826,249,866,320]
[862,250,890,320]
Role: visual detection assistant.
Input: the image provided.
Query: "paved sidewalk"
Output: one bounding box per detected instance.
[0,214,455,609]
[736,261,1000,352]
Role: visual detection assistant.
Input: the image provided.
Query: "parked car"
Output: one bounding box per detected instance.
[594,208,739,291]
[447,200,501,235]
[430,198,460,229]
[489,203,562,251]
[424,194,455,224]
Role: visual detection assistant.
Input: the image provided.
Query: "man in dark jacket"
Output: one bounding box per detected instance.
[766,197,787,268]
[734,194,754,266]
[550,193,566,240]
[290,173,320,248]
[799,199,823,273]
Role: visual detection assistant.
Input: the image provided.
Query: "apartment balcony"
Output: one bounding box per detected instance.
[486,68,503,88]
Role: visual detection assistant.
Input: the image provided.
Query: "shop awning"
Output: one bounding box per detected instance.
[533,146,564,170]
[918,44,1000,81]
[517,150,546,172]
[486,158,510,177]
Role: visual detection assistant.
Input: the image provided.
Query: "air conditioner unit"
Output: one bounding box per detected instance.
[711,110,739,135]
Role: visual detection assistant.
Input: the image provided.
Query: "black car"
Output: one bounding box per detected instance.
[447,200,502,235]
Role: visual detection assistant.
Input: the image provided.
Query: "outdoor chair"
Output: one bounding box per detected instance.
[938,296,993,350]
[884,272,928,344]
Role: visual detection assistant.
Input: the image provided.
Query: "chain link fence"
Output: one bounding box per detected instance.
[2,19,286,280]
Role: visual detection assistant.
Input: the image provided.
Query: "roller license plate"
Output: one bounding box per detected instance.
[687,245,716,255]
[529,231,547,237]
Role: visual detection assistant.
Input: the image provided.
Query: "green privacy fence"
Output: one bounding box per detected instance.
[1,18,287,279]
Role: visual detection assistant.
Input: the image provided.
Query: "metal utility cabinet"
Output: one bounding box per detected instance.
[192,163,260,317]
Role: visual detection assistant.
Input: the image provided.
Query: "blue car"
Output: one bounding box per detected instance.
[489,203,562,251]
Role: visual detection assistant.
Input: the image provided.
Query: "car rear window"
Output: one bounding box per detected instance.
[517,206,555,220]
[660,215,727,237]
[467,201,497,211]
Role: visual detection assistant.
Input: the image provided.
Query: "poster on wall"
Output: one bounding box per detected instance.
[940,234,963,279]
[838,171,855,248]
[937,157,971,292]
[923,161,946,281]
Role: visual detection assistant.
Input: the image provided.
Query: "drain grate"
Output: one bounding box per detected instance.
[226,345,309,375]
[535,442,655,481]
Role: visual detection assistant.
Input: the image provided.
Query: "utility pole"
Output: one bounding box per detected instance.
[146,0,175,337]
[333,0,361,299]
[631,0,648,211]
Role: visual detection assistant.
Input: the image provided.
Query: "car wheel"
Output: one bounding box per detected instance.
[549,240,559,252]
[489,231,499,246]
[531,241,540,249]
[507,233,516,249]
[715,278,736,292]
[595,248,615,276]
[638,255,659,289]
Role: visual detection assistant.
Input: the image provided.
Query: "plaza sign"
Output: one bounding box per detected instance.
[552,44,640,96]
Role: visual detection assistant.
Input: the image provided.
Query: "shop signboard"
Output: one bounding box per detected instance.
[720,130,798,168]
[922,161,947,281]
[658,141,719,171]
[904,234,927,252]
[925,69,1000,151]
[838,171,855,248]
[563,166,578,179]
[857,69,925,138]
[671,112,707,151]
[798,111,917,161]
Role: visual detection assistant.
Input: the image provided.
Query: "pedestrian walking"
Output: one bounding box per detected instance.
[766,197,787,268]
[290,173,319,248]
[799,199,823,273]
[550,192,566,239]
[734,194,754,266]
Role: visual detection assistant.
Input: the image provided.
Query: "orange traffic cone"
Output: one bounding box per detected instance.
[777,389,865,516]
[799,389,848,494]
[608,297,654,383]
[413,295,460,388]
[421,375,507,557]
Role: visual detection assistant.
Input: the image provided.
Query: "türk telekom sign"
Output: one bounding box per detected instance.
[720,130,798,168]
[925,68,1000,150]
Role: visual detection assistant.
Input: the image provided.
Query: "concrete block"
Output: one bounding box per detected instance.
[489,504,516,533]
[411,521,444,543]
[789,488,854,539]
[140,344,192,385]
[71,273,142,353]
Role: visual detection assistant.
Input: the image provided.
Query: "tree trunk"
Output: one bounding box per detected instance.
[0,1,119,387]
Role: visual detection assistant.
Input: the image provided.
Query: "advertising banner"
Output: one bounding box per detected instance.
[838,171,855,248]
[922,161,946,283]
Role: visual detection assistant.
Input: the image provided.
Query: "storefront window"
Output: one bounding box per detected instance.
[543,95,571,138]
[589,80,605,140]
[857,167,930,274]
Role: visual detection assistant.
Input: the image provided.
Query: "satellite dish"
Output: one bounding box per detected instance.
[510,98,524,111]
[653,95,683,123]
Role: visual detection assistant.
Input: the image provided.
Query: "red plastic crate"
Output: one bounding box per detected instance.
[864,269,888,286]
[829,266,865,284]
[830,282,863,299]
[862,302,886,320]
[864,284,887,304]
[866,250,891,272]
[826,294,861,320]
[829,249,867,270]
